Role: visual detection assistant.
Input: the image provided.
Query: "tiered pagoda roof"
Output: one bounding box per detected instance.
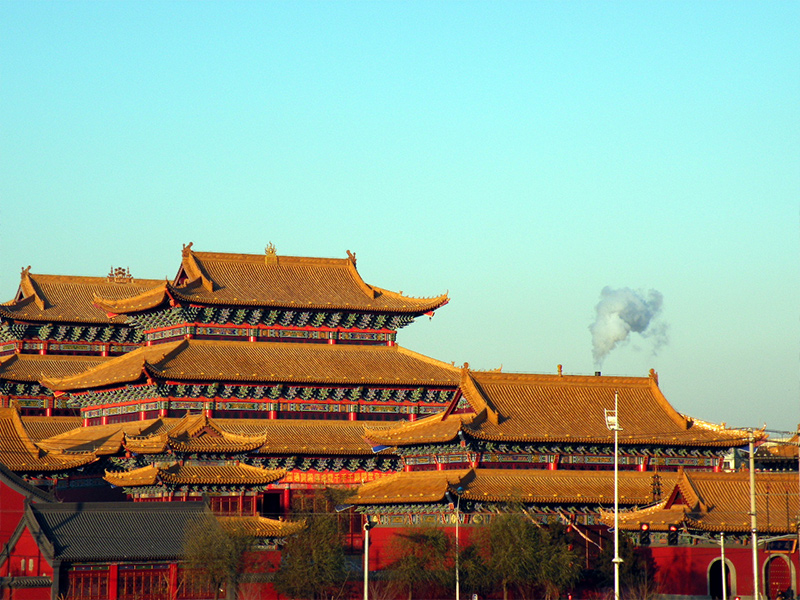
[600,469,799,534]
[94,245,449,315]
[43,339,460,391]
[1,268,164,325]
[366,368,754,449]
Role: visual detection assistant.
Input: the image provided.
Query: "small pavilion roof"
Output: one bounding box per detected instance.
[43,339,460,391]
[31,415,394,457]
[122,413,266,454]
[0,354,111,384]
[755,435,799,461]
[104,462,286,487]
[350,469,471,504]
[349,468,677,507]
[366,368,755,449]
[218,515,304,538]
[36,418,171,455]
[94,245,449,315]
[20,417,84,443]
[1,269,164,324]
[218,418,394,456]
[601,469,800,534]
[0,408,96,472]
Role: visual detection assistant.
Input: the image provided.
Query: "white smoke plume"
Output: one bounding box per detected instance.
[589,286,668,367]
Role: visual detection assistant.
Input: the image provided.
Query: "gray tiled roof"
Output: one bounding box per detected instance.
[29,502,211,562]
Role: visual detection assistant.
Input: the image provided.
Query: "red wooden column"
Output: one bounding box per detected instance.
[281,489,291,515]
[169,564,178,600]
[108,563,119,600]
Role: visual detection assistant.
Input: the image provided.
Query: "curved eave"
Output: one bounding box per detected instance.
[364,412,467,447]
[218,516,304,538]
[104,466,159,487]
[681,514,798,535]
[256,444,377,456]
[167,439,267,454]
[8,452,97,473]
[44,341,185,392]
[93,283,170,315]
[465,429,749,448]
[167,285,449,314]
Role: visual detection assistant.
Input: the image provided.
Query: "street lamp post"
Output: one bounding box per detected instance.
[364,517,374,600]
[455,486,464,600]
[605,391,622,600]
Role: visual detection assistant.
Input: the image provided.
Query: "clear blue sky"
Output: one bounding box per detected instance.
[1,1,798,434]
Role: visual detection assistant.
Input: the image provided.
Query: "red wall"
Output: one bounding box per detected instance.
[0,480,27,550]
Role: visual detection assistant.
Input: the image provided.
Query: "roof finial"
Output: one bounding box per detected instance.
[346,249,357,265]
[182,242,194,258]
[649,368,659,386]
[557,364,563,376]
[21,266,30,276]
[107,266,133,284]
[265,242,278,265]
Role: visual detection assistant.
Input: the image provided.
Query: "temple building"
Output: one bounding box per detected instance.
[0,244,780,599]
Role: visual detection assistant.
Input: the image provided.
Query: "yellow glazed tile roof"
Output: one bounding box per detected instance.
[1,270,165,324]
[217,419,394,455]
[218,515,304,538]
[364,412,471,446]
[104,462,286,487]
[370,369,753,449]
[460,370,753,447]
[20,416,83,442]
[350,468,677,506]
[123,414,266,454]
[36,418,169,455]
[350,469,471,504]
[0,354,112,383]
[42,341,186,391]
[45,339,459,391]
[164,247,449,313]
[0,408,96,471]
[603,470,800,534]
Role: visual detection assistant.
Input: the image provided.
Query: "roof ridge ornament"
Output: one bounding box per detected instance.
[346,250,357,266]
[107,266,133,284]
[265,242,278,265]
[182,242,194,258]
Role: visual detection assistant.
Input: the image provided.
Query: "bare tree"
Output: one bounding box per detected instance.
[182,515,255,600]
